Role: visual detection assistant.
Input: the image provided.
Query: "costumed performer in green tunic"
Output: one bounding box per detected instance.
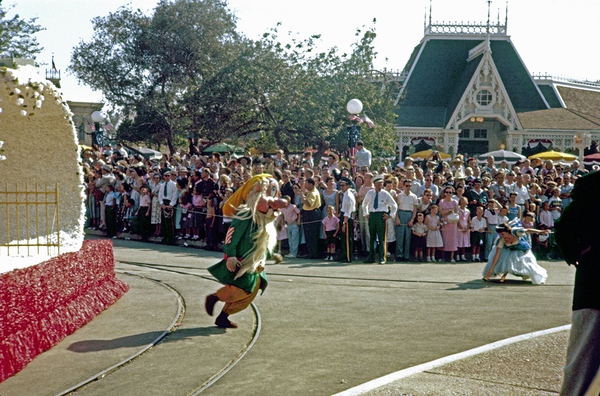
[205,174,287,328]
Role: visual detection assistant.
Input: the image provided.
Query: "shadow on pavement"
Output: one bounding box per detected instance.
[68,326,226,353]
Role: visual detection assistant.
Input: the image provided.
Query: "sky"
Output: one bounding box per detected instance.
[6,0,600,103]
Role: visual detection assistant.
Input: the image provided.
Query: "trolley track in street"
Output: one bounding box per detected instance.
[55,263,262,396]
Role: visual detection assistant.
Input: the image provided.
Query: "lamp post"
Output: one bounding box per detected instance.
[91,110,105,148]
[347,99,363,170]
[573,132,591,163]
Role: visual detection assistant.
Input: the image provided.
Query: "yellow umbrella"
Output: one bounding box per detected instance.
[528,150,578,162]
[408,149,451,161]
[79,144,93,152]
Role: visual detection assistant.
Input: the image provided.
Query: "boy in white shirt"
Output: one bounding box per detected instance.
[470,206,488,262]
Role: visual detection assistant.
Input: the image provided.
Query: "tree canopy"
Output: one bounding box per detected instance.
[70,0,399,157]
[0,3,44,60]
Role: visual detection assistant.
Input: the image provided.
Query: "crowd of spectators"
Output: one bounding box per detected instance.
[82,140,593,262]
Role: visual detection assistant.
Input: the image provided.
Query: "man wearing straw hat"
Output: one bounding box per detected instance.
[362,174,397,264]
[300,178,322,259]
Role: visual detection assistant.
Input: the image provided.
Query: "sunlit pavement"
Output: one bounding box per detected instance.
[0,237,574,396]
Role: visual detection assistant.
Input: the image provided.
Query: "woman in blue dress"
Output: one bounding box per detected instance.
[506,192,522,222]
[482,222,550,284]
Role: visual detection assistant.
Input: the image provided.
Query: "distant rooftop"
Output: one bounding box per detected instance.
[424,1,508,37]
[532,73,600,91]
[425,21,507,36]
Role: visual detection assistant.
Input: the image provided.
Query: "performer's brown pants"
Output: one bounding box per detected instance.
[216,281,260,315]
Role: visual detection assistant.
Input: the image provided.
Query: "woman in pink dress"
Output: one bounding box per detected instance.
[439,186,459,262]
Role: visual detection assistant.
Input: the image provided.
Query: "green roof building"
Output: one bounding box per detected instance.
[395,8,600,162]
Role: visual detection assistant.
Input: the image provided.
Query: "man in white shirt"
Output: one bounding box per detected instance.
[362,174,397,264]
[513,174,530,212]
[353,140,372,169]
[482,155,497,178]
[395,178,418,262]
[505,171,516,192]
[115,143,128,158]
[560,173,574,208]
[357,172,374,255]
[158,171,178,244]
[418,174,439,201]
[338,177,357,262]
[405,166,421,195]
[95,164,116,231]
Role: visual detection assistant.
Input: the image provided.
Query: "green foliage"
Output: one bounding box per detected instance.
[0,4,44,60]
[243,23,399,157]
[71,2,399,156]
[70,0,240,153]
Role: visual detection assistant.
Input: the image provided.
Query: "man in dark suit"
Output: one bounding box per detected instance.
[280,170,295,203]
[557,170,600,395]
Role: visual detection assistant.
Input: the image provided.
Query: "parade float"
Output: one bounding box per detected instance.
[0,60,128,382]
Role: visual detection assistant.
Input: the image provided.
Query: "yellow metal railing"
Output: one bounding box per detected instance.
[0,183,60,256]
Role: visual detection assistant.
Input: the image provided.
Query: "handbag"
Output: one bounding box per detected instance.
[447,212,459,223]
[92,187,105,201]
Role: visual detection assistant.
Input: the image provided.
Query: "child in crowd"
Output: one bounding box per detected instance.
[104,184,118,238]
[122,197,136,233]
[527,202,538,218]
[322,205,340,261]
[548,187,563,221]
[497,205,509,226]
[425,204,443,262]
[539,201,554,229]
[411,212,427,261]
[204,197,217,250]
[275,211,287,255]
[219,188,234,238]
[522,211,536,229]
[115,183,128,231]
[136,186,152,239]
[191,188,204,241]
[178,191,193,240]
[279,195,301,258]
[457,196,471,261]
[470,205,487,262]
[521,211,537,247]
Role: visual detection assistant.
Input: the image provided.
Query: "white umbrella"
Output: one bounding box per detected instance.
[477,149,525,164]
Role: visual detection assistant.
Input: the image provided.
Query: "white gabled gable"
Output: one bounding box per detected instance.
[447,45,523,131]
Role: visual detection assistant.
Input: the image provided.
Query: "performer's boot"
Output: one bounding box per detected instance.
[215,311,238,328]
[205,294,219,316]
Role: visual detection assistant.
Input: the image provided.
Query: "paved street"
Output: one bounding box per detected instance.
[0,238,575,395]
